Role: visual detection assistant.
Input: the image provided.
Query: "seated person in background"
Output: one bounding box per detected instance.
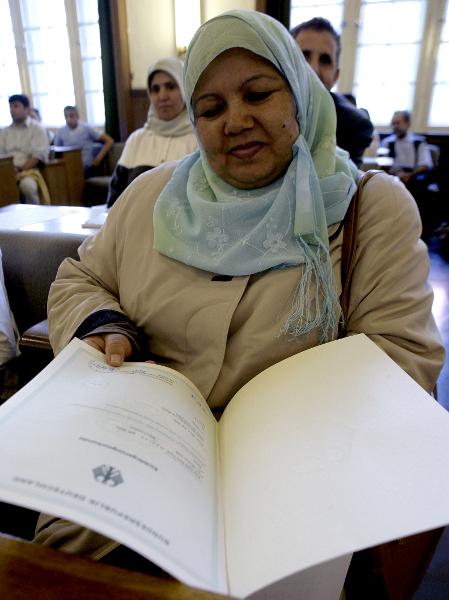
[54,106,114,176]
[0,94,49,204]
[381,110,433,187]
[291,17,373,167]
[106,57,197,207]
[34,11,443,587]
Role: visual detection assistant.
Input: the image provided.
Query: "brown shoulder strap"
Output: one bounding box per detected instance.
[339,170,381,335]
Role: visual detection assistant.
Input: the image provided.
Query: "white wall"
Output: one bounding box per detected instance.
[203,0,255,21]
[126,0,256,89]
[126,0,176,89]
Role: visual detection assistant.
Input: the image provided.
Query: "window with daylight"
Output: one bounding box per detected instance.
[290,0,344,33]
[429,2,449,126]
[0,0,21,125]
[353,0,426,125]
[0,0,104,128]
[290,0,449,130]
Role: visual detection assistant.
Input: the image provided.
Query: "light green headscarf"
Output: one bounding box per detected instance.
[153,10,358,341]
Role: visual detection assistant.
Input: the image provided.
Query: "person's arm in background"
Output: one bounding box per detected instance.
[398,140,434,184]
[91,132,114,168]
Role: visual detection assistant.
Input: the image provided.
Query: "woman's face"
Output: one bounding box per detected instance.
[192,48,299,189]
[149,71,185,121]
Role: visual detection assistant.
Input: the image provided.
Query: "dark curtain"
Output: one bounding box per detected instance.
[264,0,290,29]
[98,0,120,140]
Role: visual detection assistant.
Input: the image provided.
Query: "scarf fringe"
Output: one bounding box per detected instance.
[279,239,341,343]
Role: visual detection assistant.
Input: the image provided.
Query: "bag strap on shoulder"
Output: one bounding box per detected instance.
[339,169,381,336]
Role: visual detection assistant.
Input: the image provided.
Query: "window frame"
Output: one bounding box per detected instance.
[6,0,102,126]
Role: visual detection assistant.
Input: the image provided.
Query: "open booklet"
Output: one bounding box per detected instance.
[1,335,449,599]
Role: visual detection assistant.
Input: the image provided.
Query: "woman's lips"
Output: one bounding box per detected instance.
[228,142,265,159]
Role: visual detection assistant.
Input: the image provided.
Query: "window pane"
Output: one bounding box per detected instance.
[79,23,101,58]
[356,45,419,87]
[429,84,449,127]
[25,28,71,63]
[29,63,74,99]
[290,1,344,32]
[82,58,103,92]
[0,0,21,126]
[360,1,424,45]
[38,93,74,128]
[355,0,426,126]
[441,4,449,42]
[20,0,74,125]
[354,82,414,124]
[434,42,449,84]
[20,0,66,28]
[76,0,99,24]
[85,91,105,125]
[77,0,104,126]
[430,2,449,127]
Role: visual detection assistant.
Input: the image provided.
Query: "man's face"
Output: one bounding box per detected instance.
[64,109,79,129]
[9,100,29,124]
[391,114,409,138]
[295,29,339,91]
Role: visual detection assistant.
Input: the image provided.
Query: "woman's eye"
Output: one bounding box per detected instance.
[197,104,224,119]
[246,91,273,102]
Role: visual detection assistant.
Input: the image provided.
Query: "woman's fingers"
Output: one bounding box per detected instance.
[104,333,133,367]
[83,333,132,367]
[83,336,106,352]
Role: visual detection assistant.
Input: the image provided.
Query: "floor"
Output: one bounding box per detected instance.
[414,236,449,599]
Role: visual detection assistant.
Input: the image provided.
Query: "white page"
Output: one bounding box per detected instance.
[0,339,227,594]
[219,334,449,598]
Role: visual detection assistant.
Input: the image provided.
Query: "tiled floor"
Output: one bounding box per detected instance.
[414,238,449,599]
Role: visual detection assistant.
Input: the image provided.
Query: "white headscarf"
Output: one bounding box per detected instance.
[153,10,358,341]
[145,57,193,137]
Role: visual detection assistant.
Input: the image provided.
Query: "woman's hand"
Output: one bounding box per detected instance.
[83,333,133,367]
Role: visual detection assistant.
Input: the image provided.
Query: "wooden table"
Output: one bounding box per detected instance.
[0,156,20,206]
[0,535,232,599]
[0,203,106,235]
[52,146,85,205]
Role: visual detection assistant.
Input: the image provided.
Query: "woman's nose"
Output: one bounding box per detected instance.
[224,101,253,134]
[158,87,169,100]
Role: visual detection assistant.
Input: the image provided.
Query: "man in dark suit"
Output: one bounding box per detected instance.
[291,17,373,167]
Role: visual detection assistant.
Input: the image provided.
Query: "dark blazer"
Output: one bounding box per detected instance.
[331,92,373,167]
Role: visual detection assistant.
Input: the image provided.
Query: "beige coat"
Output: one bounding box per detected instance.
[36,162,444,558]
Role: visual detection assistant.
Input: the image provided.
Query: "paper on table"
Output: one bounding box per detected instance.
[219,335,449,598]
[0,206,78,230]
[82,208,108,229]
[0,340,226,593]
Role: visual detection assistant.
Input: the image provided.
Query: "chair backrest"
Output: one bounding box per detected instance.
[108,142,125,172]
[427,144,440,169]
[0,230,85,333]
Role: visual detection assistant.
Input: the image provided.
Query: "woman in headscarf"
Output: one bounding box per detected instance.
[36,7,443,585]
[106,57,197,207]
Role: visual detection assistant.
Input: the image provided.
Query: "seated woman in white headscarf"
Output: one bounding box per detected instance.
[36,7,443,581]
[106,57,197,207]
